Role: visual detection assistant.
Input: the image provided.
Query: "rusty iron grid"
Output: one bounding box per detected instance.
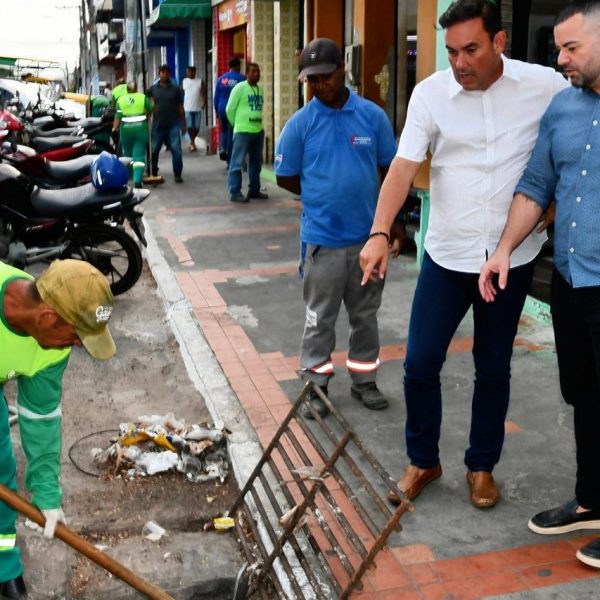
[229,381,414,599]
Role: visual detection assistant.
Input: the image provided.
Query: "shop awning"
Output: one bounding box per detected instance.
[148,0,211,27]
[0,57,18,67]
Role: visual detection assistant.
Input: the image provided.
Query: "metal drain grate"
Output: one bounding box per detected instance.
[229,381,414,598]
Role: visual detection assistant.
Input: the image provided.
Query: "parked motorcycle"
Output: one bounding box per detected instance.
[2,106,114,154]
[1,141,131,189]
[0,163,148,295]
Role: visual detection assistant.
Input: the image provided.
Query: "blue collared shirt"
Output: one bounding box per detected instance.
[274,90,397,247]
[516,86,600,288]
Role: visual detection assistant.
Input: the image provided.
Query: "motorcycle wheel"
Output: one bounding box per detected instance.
[63,223,143,295]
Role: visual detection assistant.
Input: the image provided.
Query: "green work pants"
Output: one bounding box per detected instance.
[0,388,22,582]
[120,122,149,186]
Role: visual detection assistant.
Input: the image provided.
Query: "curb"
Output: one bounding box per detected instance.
[141,217,298,597]
[142,216,265,486]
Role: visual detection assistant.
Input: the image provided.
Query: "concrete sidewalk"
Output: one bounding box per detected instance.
[143,147,600,599]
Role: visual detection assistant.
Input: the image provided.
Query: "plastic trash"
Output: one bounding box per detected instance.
[137,451,179,475]
[177,454,203,475]
[184,425,223,443]
[92,413,229,482]
[142,521,166,542]
[205,517,235,531]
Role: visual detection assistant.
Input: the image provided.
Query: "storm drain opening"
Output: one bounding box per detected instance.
[230,381,415,599]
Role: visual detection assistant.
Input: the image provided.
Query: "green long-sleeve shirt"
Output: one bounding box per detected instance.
[0,262,70,510]
[225,81,264,134]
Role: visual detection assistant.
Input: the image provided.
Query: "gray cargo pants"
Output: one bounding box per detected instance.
[300,242,384,387]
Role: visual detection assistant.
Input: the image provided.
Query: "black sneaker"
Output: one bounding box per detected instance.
[246,191,269,200]
[301,386,329,419]
[0,574,27,599]
[230,193,249,203]
[528,498,600,535]
[576,537,600,568]
[350,382,389,410]
[174,175,183,183]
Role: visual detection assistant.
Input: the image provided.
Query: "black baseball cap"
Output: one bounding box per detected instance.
[298,38,342,80]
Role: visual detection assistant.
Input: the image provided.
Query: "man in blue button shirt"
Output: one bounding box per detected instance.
[275,38,398,419]
[479,0,600,569]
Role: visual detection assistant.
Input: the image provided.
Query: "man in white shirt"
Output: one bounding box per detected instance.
[181,66,206,152]
[359,0,567,508]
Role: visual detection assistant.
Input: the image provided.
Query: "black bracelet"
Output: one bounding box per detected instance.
[368,231,390,242]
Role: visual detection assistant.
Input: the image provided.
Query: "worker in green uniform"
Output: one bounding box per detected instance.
[0,259,116,599]
[111,81,128,105]
[112,81,153,188]
[89,94,113,148]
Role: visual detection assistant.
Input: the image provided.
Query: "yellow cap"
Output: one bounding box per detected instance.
[36,260,116,360]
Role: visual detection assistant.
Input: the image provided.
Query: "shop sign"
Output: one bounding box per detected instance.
[218,0,248,30]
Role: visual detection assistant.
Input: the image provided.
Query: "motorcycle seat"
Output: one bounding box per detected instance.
[30,136,87,153]
[31,182,133,217]
[67,117,102,128]
[33,126,82,138]
[32,115,54,126]
[44,155,132,182]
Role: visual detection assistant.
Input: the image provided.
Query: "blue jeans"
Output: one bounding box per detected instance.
[151,123,183,177]
[218,111,233,162]
[227,131,264,196]
[404,252,536,472]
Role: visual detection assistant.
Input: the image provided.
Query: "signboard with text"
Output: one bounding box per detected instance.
[218,0,248,31]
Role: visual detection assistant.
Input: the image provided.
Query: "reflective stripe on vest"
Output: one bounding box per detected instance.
[0,534,16,550]
[17,403,62,420]
[345,358,380,373]
[122,115,147,123]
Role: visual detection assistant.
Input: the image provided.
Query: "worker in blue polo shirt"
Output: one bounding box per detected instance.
[275,38,398,419]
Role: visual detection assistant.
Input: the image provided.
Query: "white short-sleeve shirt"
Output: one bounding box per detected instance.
[397,55,568,273]
[182,77,204,112]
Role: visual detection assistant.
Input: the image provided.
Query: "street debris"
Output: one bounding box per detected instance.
[279,505,309,533]
[91,413,229,483]
[142,520,166,542]
[203,516,236,532]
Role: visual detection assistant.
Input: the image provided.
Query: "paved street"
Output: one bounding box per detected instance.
[141,147,600,598]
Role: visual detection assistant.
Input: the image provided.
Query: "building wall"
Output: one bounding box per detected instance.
[273,0,301,142]
[250,0,275,161]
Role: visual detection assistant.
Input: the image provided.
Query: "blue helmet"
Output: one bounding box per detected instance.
[90,151,128,191]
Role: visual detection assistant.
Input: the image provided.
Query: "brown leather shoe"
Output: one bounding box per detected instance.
[466,470,500,509]
[387,464,442,504]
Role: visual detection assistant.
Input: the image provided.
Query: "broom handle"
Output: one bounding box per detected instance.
[0,483,174,600]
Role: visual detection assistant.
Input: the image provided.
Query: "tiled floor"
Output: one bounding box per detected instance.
[151,185,599,598]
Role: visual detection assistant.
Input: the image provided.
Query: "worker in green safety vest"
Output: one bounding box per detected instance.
[111,81,128,104]
[112,81,153,188]
[0,259,116,598]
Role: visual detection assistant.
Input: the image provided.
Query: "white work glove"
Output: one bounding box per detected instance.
[41,508,67,538]
[24,508,66,538]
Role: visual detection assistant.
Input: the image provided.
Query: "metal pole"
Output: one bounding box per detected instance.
[138,0,149,93]
[0,483,174,600]
[138,0,152,176]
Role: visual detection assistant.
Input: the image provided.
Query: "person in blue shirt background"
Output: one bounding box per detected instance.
[275,38,398,420]
[479,0,600,570]
[214,57,246,165]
